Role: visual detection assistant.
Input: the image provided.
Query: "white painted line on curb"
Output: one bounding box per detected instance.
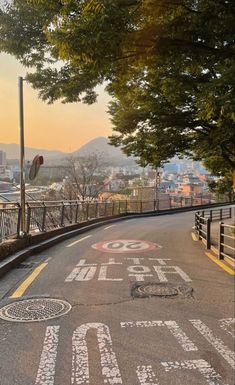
[66,235,92,248]
[104,225,116,230]
[35,326,60,385]
[190,319,235,369]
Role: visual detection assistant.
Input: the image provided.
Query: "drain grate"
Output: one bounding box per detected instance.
[131,283,193,298]
[0,298,71,322]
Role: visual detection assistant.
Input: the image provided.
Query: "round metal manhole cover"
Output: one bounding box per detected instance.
[0,298,71,323]
[135,283,178,297]
[131,283,193,299]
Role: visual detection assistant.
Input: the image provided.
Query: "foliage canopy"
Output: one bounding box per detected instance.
[1,0,235,170]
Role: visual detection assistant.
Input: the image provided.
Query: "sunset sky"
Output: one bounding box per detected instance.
[0,53,112,152]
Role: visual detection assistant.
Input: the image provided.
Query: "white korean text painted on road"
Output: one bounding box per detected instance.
[72,323,123,384]
[65,257,192,283]
[136,365,160,385]
[35,326,60,385]
[219,318,235,339]
[92,239,161,253]
[153,266,192,282]
[161,359,228,385]
[121,320,198,351]
[190,319,235,369]
[65,259,97,282]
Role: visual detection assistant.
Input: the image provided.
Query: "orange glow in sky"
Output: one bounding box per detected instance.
[0,53,112,151]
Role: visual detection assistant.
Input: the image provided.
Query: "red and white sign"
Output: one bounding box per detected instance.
[92,239,161,253]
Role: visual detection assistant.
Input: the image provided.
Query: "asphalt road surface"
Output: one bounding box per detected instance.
[0,211,234,385]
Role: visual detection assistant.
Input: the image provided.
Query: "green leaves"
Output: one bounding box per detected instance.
[0,0,234,172]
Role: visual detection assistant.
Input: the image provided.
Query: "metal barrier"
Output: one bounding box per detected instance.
[195,207,234,259]
[218,222,235,260]
[0,197,234,243]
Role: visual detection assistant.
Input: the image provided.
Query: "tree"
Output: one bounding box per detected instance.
[62,155,108,201]
[1,0,234,172]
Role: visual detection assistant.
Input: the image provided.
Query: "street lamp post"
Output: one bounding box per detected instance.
[18,76,26,235]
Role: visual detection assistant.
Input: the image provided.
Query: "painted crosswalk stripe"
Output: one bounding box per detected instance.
[120,320,197,351]
[66,235,92,248]
[190,319,235,369]
[35,326,60,385]
[219,318,235,338]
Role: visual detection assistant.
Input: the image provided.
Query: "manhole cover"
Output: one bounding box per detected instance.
[131,283,193,298]
[0,298,71,323]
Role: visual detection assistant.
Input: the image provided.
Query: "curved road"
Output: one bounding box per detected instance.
[0,211,234,385]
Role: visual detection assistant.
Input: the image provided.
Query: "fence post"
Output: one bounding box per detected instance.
[169,196,172,209]
[17,205,22,238]
[195,212,199,232]
[220,208,222,220]
[26,204,31,234]
[199,216,202,240]
[75,201,79,223]
[181,197,183,207]
[157,199,160,211]
[210,210,212,221]
[200,195,203,205]
[218,221,224,259]
[61,203,65,227]
[229,207,232,218]
[118,200,121,214]
[125,200,128,214]
[206,218,211,249]
[140,201,143,213]
[191,196,193,207]
[42,203,47,232]
[86,203,90,220]
[154,200,156,211]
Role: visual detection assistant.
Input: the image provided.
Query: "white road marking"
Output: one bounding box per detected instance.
[136,365,160,384]
[72,323,123,384]
[219,318,235,338]
[65,259,97,282]
[164,321,198,351]
[35,326,60,385]
[153,266,192,282]
[127,265,153,281]
[149,258,171,265]
[104,225,116,230]
[127,257,144,265]
[190,319,235,369]
[120,320,197,351]
[98,266,123,281]
[66,235,92,248]
[101,258,122,265]
[161,359,228,385]
[44,257,52,263]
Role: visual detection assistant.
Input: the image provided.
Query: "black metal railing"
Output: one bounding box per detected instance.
[195,207,234,260]
[0,196,233,243]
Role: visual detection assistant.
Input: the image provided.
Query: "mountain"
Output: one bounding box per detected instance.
[0,143,67,160]
[0,137,136,166]
[73,137,135,166]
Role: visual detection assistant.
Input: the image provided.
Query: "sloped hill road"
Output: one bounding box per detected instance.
[0,210,234,385]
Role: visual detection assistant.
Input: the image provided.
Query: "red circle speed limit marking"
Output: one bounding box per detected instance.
[92,240,162,253]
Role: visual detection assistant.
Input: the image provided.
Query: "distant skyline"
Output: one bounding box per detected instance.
[0,53,112,152]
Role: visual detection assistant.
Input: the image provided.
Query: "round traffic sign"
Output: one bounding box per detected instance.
[92,239,161,253]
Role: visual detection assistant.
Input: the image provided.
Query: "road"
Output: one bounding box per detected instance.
[0,210,234,385]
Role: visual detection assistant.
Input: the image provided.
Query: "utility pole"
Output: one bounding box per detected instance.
[19,76,26,235]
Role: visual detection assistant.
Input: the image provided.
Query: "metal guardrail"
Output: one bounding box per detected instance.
[0,196,233,243]
[195,207,234,260]
[219,222,235,260]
